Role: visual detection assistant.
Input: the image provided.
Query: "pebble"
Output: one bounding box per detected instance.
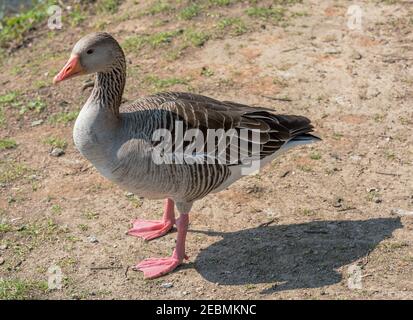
[373,196,382,204]
[31,119,44,127]
[351,51,362,60]
[88,236,99,243]
[160,282,173,289]
[50,148,65,157]
[391,208,413,216]
[0,257,4,265]
[0,244,8,250]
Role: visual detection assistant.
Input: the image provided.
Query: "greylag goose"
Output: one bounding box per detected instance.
[53,32,320,279]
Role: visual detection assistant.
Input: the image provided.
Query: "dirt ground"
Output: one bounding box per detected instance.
[0,0,412,300]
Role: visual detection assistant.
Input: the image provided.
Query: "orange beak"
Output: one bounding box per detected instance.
[53,55,84,84]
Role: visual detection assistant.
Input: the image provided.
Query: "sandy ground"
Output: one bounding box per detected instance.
[0,0,412,299]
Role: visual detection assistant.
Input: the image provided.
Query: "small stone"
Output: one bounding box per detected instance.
[88,236,99,243]
[351,51,362,60]
[0,244,8,250]
[391,208,413,216]
[182,291,189,296]
[50,148,65,157]
[31,119,44,127]
[333,197,343,208]
[0,257,4,265]
[160,282,173,289]
[373,196,382,204]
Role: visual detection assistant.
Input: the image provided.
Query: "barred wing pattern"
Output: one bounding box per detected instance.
[119,92,316,202]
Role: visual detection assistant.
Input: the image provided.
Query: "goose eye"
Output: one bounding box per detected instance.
[87,49,94,55]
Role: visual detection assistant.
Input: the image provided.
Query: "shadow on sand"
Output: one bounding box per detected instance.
[192,217,402,292]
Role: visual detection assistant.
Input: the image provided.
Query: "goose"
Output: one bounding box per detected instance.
[53,32,320,279]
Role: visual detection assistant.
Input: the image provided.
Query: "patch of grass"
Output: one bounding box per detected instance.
[0,278,48,300]
[0,139,17,150]
[148,30,182,47]
[78,224,89,232]
[0,108,5,127]
[332,132,343,140]
[217,17,248,35]
[97,0,122,13]
[125,193,143,208]
[43,137,67,150]
[0,0,52,49]
[274,0,302,4]
[144,1,173,15]
[19,97,46,115]
[18,219,63,238]
[245,6,286,22]
[0,223,13,233]
[310,151,322,160]
[0,160,29,184]
[123,30,182,51]
[184,29,209,47]
[144,75,189,91]
[209,0,232,6]
[301,208,315,216]
[69,6,86,27]
[51,204,62,215]
[82,209,99,220]
[48,111,79,124]
[0,92,19,105]
[179,4,201,20]
[201,67,214,77]
[298,164,312,172]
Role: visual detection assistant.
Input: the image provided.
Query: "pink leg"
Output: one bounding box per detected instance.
[128,199,175,241]
[135,214,189,279]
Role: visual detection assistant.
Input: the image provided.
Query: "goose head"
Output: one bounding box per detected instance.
[53,32,124,84]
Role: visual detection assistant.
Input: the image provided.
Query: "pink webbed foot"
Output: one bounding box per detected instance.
[128,219,174,241]
[135,253,188,279]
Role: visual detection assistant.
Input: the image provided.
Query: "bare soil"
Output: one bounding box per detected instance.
[0,0,412,299]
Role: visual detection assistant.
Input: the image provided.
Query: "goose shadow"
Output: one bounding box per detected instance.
[192,218,402,292]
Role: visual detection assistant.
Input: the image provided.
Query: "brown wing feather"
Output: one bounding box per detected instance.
[121,92,315,163]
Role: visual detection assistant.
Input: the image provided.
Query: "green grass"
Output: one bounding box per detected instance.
[0,92,19,104]
[245,6,286,21]
[209,0,232,6]
[144,75,189,90]
[97,0,122,13]
[43,137,67,150]
[144,1,173,15]
[69,6,86,27]
[123,30,182,51]
[217,17,248,35]
[0,160,29,184]
[0,0,53,49]
[310,151,322,160]
[179,4,201,20]
[0,278,48,300]
[19,97,46,115]
[78,224,89,232]
[0,139,17,150]
[201,67,214,77]
[0,223,13,233]
[0,108,5,127]
[82,209,99,220]
[51,204,62,215]
[184,29,209,47]
[48,111,79,124]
